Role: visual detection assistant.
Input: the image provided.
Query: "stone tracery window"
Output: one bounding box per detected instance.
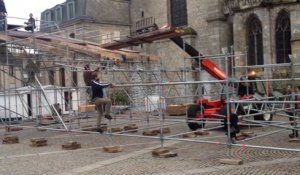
[275,10,291,63]
[246,14,264,66]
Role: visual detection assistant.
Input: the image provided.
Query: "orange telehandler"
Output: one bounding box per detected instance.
[170,37,272,131]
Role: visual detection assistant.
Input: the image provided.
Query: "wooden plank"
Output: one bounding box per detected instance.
[0,32,160,61]
[78,105,95,113]
[288,138,300,143]
[219,158,243,165]
[0,35,71,58]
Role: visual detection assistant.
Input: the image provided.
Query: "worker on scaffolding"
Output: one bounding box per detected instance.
[91,73,114,133]
[24,13,35,33]
[0,0,7,31]
[83,64,100,103]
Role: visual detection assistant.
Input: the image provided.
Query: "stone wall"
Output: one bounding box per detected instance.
[86,0,130,26]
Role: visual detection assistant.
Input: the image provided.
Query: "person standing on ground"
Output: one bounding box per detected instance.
[285,84,298,138]
[291,86,300,138]
[91,73,114,133]
[24,13,35,33]
[83,64,100,103]
[0,0,7,31]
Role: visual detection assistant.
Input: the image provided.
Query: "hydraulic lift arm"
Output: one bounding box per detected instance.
[170,36,226,80]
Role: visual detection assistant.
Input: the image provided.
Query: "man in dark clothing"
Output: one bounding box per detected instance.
[91,73,113,133]
[83,64,100,103]
[285,84,299,138]
[24,13,35,33]
[238,77,253,96]
[0,0,7,31]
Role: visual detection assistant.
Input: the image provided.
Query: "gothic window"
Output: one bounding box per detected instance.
[275,10,291,63]
[170,0,187,27]
[246,14,264,66]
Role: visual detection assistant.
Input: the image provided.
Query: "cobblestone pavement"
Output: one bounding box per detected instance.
[0,115,299,175]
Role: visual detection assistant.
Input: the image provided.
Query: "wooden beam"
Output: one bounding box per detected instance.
[0,34,69,58]
[0,32,160,61]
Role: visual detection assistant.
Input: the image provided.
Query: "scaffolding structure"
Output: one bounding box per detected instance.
[0,16,299,155]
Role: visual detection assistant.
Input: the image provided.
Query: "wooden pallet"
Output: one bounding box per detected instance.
[5,126,23,132]
[2,135,19,144]
[30,138,48,147]
[103,145,123,153]
[166,103,194,116]
[62,141,81,150]
[152,147,178,158]
[124,124,138,132]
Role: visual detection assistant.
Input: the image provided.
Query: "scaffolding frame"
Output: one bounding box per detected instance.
[0,18,299,155]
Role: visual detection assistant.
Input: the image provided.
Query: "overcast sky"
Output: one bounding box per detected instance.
[5,0,65,25]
